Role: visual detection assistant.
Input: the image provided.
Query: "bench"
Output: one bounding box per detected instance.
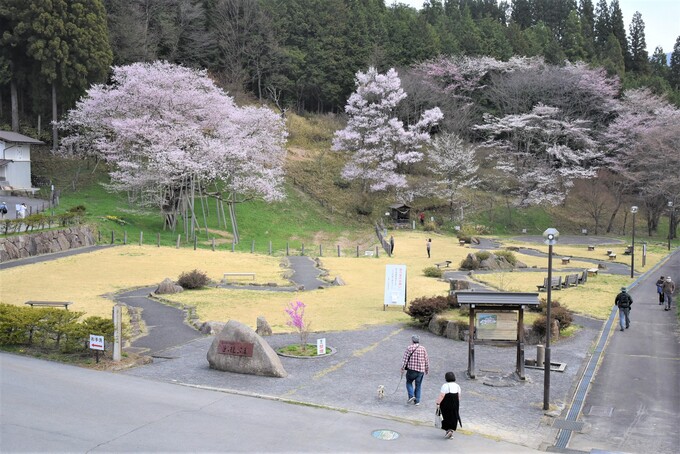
[537,276,562,292]
[561,257,571,265]
[459,240,466,246]
[587,268,599,277]
[562,273,579,288]
[608,253,617,261]
[606,249,613,255]
[435,260,452,269]
[223,272,256,283]
[587,245,595,251]
[25,301,72,310]
[577,270,588,284]
[623,245,632,255]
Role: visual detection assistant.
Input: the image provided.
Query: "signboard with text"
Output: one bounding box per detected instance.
[384,265,407,310]
[317,338,326,355]
[476,312,517,340]
[89,334,104,351]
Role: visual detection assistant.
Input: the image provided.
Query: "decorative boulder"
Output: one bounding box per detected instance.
[428,315,448,336]
[199,321,226,335]
[207,320,287,378]
[256,316,272,336]
[155,278,183,294]
[332,276,345,286]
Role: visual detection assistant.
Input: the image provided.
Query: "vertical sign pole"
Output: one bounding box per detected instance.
[113,305,122,362]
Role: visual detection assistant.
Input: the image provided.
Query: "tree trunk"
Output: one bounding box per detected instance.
[10,76,19,132]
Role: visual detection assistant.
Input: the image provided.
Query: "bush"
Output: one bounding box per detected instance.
[475,251,491,261]
[551,306,573,330]
[177,269,210,289]
[495,250,517,266]
[407,295,455,325]
[423,221,437,231]
[423,266,443,278]
[67,205,86,214]
[532,297,562,313]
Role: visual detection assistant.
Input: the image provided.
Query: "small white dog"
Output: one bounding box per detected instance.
[377,385,385,400]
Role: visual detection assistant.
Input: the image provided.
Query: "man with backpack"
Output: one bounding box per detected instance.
[615,287,633,331]
[0,201,7,218]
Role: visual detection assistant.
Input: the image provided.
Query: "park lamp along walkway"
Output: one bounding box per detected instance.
[631,206,638,278]
[669,201,674,251]
[543,228,559,411]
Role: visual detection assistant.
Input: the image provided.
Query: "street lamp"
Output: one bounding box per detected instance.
[630,206,638,278]
[669,201,674,251]
[542,227,559,411]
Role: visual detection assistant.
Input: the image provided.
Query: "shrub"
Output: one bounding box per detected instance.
[423,221,437,231]
[495,250,517,266]
[67,205,87,214]
[532,297,562,313]
[423,266,443,278]
[407,295,452,325]
[177,269,210,289]
[551,306,573,330]
[475,251,491,261]
[532,316,548,337]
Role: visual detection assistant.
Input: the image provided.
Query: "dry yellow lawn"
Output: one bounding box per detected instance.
[1,232,664,331]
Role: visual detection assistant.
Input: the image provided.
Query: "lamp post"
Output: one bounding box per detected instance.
[669,201,674,251]
[542,228,559,411]
[630,206,638,279]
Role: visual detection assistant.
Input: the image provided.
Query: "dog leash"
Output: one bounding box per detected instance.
[390,371,404,395]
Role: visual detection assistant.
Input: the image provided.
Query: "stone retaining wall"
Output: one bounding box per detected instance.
[0,225,96,262]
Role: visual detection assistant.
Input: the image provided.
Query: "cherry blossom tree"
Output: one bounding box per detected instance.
[427,132,479,220]
[59,61,287,240]
[474,104,600,206]
[332,67,442,214]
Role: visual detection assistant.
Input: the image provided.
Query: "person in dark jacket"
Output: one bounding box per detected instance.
[436,371,462,439]
[656,276,665,305]
[662,277,675,311]
[615,287,633,331]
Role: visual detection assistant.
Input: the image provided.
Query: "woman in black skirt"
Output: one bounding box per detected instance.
[435,371,462,439]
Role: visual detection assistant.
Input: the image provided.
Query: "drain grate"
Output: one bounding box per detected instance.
[553,419,585,431]
[587,406,614,417]
[371,429,400,440]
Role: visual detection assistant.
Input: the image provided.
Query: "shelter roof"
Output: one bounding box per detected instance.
[455,291,539,306]
[0,131,44,145]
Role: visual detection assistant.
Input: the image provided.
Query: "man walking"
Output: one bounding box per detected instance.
[614,287,633,331]
[401,335,429,406]
[662,277,675,311]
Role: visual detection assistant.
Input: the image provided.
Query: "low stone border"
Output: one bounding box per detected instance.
[276,345,337,358]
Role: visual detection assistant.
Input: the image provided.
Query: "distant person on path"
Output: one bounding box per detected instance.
[390,235,395,255]
[662,277,675,311]
[614,287,633,331]
[656,276,666,305]
[426,238,431,258]
[17,203,27,219]
[0,201,7,219]
[436,371,462,439]
[401,335,429,406]
[419,212,425,226]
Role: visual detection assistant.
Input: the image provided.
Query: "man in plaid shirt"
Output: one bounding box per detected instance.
[401,335,429,405]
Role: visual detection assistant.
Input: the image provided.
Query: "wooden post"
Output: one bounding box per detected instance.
[375,246,379,258]
[468,305,476,379]
[286,242,289,256]
[157,233,160,247]
[301,243,305,255]
[319,244,322,256]
[232,240,235,252]
[269,241,272,255]
[98,230,101,242]
[139,231,143,246]
[337,245,340,257]
[356,245,359,257]
[211,238,215,251]
[194,235,197,250]
[176,235,181,249]
[123,231,127,245]
[517,306,525,380]
[111,231,114,244]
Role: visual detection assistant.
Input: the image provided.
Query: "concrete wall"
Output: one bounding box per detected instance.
[0,225,96,262]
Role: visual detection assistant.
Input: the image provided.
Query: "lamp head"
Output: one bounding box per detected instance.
[631,206,638,214]
[669,201,674,208]
[543,228,559,246]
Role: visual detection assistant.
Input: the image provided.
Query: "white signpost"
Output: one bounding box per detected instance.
[316,338,326,355]
[89,334,104,363]
[384,264,407,311]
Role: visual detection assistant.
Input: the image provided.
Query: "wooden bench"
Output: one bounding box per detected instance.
[561,257,571,265]
[537,276,562,292]
[608,253,617,261]
[435,260,452,269]
[623,245,632,255]
[606,249,613,255]
[223,272,256,283]
[587,268,599,277]
[562,273,579,288]
[459,240,466,246]
[577,270,588,284]
[25,301,72,310]
[587,245,595,251]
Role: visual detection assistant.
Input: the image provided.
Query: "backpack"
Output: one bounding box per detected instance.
[0,206,7,214]
[618,293,632,307]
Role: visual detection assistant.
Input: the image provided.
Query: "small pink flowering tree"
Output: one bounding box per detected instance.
[284,300,311,351]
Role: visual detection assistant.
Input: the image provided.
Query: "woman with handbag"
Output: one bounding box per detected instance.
[435,371,462,439]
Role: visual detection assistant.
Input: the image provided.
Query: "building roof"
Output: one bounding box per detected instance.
[0,131,44,145]
[389,203,411,209]
[455,291,539,306]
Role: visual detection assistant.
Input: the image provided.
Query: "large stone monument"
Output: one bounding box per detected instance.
[207,320,287,378]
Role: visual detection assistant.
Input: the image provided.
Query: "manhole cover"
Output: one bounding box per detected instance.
[371,429,400,440]
[588,406,613,417]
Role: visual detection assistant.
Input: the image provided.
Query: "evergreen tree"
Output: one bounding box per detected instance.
[600,33,625,78]
[609,0,629,69]
[478,16,513,60]
[628,11,649,74]
[563,10,586,62]
[669,36,680,90]
[510,0,533,29]
[593,0,610,54]
[579,0,595,58]
[650,46,668,80]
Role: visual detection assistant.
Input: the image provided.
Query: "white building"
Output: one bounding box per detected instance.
[0,131,44,191]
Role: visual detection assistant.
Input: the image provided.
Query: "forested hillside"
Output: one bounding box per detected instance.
[1,0,679,240]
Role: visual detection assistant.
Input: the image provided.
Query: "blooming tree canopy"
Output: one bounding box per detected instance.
[332,67,442,208]
[59,61,287,234]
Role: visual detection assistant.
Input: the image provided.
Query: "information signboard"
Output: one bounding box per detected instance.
[384,264,407,310]
[476,312,517,340]
[89,334,105,351]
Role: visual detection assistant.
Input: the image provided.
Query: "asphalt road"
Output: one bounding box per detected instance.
[0,353,540,453]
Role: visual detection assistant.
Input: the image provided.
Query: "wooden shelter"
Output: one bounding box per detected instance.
[454,291,539,380]
[388,203,411,226]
